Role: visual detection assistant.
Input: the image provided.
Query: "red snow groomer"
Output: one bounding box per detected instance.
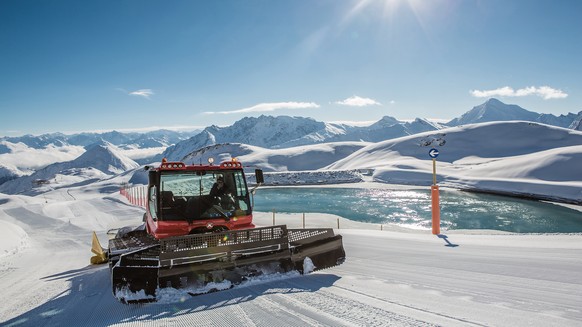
[91,158,345,303]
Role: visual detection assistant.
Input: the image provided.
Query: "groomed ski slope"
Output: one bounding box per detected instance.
[0,188,581,327]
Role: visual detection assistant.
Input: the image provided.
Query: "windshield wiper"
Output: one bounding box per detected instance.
[210,205,230,221]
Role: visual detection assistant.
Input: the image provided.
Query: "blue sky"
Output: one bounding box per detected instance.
[1,0,581,136]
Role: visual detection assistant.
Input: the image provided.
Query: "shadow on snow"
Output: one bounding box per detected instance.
[2,264,340,327]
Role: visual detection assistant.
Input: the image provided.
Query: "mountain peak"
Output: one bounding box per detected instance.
[369,116,399,129]
[484,98,503,105]
[162,115,328,160]
[84,139,113,150]
[75,141,138,174]
[447,98,539,126]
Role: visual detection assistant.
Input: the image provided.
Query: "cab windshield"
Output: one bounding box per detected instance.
[157,170,250,220]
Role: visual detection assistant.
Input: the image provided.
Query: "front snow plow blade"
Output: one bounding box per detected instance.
[111,225,345,303]
[90,231,108,264]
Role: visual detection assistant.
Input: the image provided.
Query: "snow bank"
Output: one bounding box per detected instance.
[246,170,364,186]
[0,220,28,258]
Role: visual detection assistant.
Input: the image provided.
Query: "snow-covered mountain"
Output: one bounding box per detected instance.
[447,98,538,125]
[2,119,582,204]
[328,121,582,203]
[0,141,139,195]
[0,130,199,178]
[447,98,581,127]
[538,111,582,128]
[169,96,582,163]
[182,141,370,172]
[162,115,443,161]
[569,112,582,130]
[2,99,581,188]
[330,121,582,166]
[0,165,20,185]
[162,116,336,160]
[334,117,444,143]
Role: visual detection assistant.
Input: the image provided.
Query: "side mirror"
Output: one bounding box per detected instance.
[255,169,264,184]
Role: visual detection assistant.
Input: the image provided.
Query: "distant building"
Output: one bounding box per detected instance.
[32,179,51,186]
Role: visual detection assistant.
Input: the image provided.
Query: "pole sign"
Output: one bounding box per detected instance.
[428,148,440,234]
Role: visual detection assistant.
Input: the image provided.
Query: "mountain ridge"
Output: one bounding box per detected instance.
[0,129,200,150]
[1,98,581,186]
[161,114,444,161]
[0,142,139,195]
[448,98,581,128]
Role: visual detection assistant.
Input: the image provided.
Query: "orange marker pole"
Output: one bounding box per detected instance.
[432,158,437,186]
[431,158,441,235]
[431,184,440,235]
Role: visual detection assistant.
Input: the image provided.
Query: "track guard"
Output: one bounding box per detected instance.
[111,245,160,303]
[110,225,346,303]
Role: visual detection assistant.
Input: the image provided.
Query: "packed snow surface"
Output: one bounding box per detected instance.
[1,180,581,326]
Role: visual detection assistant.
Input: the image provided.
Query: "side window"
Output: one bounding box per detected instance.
[233,171,249,211]
[233,172,246,197]
[149,186,158,220]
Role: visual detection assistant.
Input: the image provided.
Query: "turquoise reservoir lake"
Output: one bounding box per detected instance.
[254,187,582,233]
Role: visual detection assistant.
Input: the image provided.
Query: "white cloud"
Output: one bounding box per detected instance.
[470,86,567,100]
[0,141,85,172]
[470,87,515,98]
[535,86,569,99]
[204,102,320,115]
[129,89,154,99]
[336,96,381,107]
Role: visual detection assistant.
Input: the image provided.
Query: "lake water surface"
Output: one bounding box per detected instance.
[254,187,582,233]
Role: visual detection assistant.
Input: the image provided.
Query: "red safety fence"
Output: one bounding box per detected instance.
[120,184,148,208]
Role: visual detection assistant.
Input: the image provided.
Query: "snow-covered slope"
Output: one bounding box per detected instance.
[0,219,28,259]
[328,121,582,203]
[0,188,581,326]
